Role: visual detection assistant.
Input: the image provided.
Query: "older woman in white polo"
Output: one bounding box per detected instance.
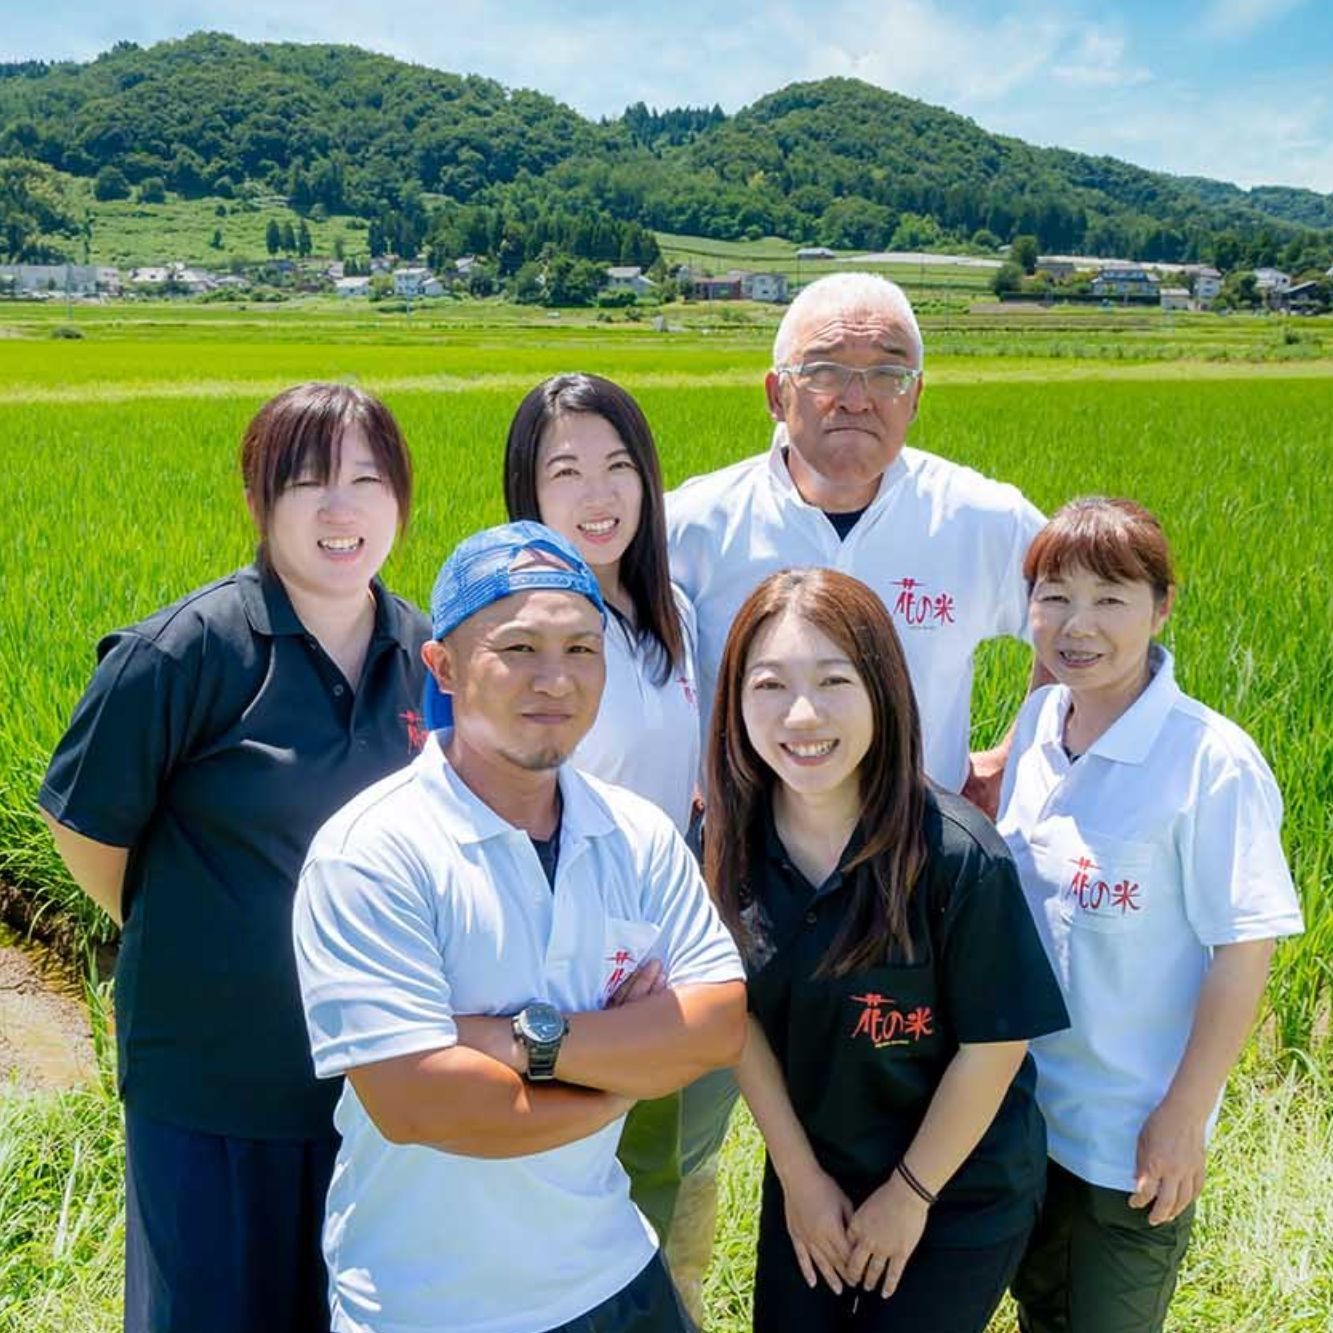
[997,496,1303,1333]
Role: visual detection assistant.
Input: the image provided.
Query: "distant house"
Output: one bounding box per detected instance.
[690,274,743,300]
[335,276,371,299]
[128,266,171,288]
[393,266,443,298]
[1191,266,1222,304]
[369,256,394,275]
[455,256,480,275]
[604,265,657,296]
[1091,266,1160,300]
[796,247,836,260]
[1281,281,1325,314]
[0,263,106,296]
[1159,287,1191,312]
[325,261,346,281]
[741,271,789,302]
[173,266,217,295]
[1035,259,1076,281]
[1253,267,1290,294]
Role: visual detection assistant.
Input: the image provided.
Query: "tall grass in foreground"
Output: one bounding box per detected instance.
[1,1055,1327,1333]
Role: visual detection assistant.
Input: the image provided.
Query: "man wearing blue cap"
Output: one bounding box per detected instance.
[293,521,746,1333]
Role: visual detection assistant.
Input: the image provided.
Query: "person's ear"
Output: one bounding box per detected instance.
[906,374,924,424]
[244,488,263,530]
[1153,585,1177,634]
[764,371,785,423]
[421,639,455,691]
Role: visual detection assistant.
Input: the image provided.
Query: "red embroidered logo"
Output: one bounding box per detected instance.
[678,674,697,709]
[603,948,635,997]
[890,577,956,629]
[1066,856,1142,914]
[849,993,935,1047]
[400,709,429,753]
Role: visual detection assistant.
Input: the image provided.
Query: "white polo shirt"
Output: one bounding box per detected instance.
[293,734,744,1333]
[996,646,1304,1193]
[572,589,700,834]
[666,429,1044,791]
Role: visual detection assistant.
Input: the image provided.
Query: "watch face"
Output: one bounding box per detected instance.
[524,1004,565,1044]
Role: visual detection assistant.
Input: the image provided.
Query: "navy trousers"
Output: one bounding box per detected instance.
[543,1254,694,1333]
[123,1107,338,1333]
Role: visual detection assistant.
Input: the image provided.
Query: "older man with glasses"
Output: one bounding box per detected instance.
[662,271,1047,1315]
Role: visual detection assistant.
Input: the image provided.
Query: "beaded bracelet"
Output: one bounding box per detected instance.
[895,1159,939,1206]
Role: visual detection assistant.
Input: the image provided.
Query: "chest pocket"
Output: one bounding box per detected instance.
[1034,825,1155,936]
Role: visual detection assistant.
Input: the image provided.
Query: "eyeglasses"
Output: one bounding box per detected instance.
[777,362,922,399]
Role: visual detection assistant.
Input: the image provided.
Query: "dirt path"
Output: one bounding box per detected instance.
[0,927,97,1093]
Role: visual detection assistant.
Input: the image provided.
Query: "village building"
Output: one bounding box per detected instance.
[604,265,658,297]
[392,266,443,298]
[1091,266,1161,300]
[0,263,112,297]
[1159,287,1192,312]
[334,276,371,298]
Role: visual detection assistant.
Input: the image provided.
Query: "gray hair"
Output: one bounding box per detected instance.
[772,272,924,369]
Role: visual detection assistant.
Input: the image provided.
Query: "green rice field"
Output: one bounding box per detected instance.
[1,301,1330,1330]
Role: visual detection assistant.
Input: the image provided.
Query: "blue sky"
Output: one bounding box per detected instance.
[6,0,1331,192]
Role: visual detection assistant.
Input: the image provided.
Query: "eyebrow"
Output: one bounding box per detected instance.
[748,656,855,671]
[801,342,912,359]
[543,446,633,468]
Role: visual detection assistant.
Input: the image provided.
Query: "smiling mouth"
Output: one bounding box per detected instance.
[1058,649,1102,667]
[318,536,364,553]
[577,518,619,538]
[780,739,838,761]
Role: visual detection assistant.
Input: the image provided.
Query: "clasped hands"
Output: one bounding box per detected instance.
[781,1161,929,1301]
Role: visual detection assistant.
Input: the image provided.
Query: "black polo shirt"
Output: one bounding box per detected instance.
[743,788,1068,1244]
[40,562,430,1139]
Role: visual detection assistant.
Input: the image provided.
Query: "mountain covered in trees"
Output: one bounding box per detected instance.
[2,31,1330,272]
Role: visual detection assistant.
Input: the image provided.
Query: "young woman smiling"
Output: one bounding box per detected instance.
[503,372,702,1264]
[39,383,430,1333]
[706,567,1068,1333]
[997,497,1304,1333]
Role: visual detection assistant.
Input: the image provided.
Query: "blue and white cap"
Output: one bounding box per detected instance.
[422,520,607,730]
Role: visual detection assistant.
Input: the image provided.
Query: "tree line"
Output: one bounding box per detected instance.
[2,34,1330,272]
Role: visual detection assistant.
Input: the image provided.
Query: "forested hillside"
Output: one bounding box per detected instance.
[2,32,1330,269]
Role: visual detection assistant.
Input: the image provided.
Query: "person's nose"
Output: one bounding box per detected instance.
[318,486,357,521]
[530,652,575,696]
[784,691,822,729]
[1063,603,1096,636]
[835,369,873,411]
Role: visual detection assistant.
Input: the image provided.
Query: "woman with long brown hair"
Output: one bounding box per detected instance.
[707,568,1067,1332]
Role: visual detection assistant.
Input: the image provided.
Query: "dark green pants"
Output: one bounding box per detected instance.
[617,1093,684,1243]
[1013,1159,1195,1333]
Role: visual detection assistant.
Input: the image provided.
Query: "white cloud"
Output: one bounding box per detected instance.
[1201,0,1309,41]
[1051,28,1151,89]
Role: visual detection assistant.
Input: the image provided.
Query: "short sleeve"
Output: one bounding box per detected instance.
[995,496,1046,643]
[640,823,744,990]
[38,631,197,847]
[1178,752,1304,947]
[294,849,458,1079]
[940,856,1069,1045]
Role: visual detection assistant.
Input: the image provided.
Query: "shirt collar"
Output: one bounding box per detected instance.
[766,423,908,518]
[1041,643,1181,767]
[758,801,863,899]
[237,560,305,637]
[419,731,619,847]
[238,557,419,655]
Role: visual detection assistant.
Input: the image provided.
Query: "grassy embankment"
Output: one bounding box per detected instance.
[0,305,1329,1331]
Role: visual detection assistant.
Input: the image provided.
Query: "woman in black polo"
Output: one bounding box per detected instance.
[39,384,430,1333]
[706,568,1067,1332]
